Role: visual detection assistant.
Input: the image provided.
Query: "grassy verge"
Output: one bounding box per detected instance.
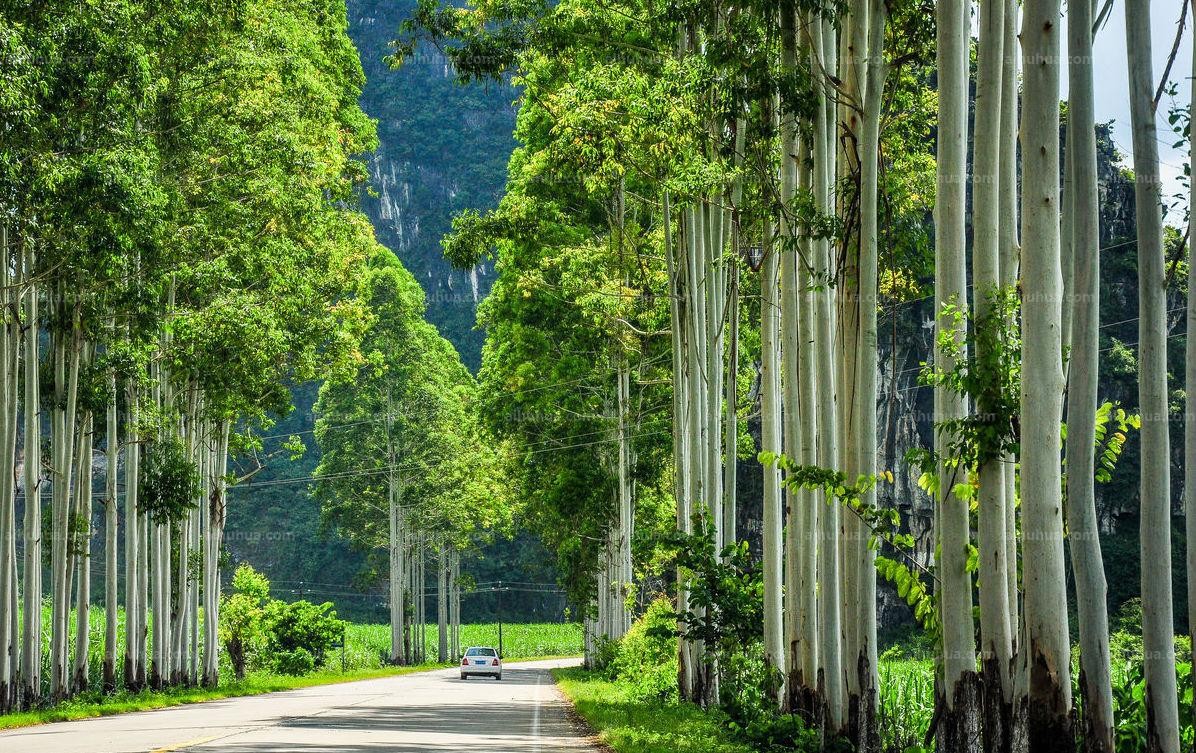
[552,667,752,753]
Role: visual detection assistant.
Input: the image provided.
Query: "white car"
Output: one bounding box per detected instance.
[459,646,502,680]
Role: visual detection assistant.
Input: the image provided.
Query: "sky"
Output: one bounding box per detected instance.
[1064,0,1191,222]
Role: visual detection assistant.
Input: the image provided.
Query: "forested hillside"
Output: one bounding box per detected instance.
[225,0,555,623]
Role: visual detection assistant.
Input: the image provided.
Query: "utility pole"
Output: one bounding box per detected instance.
[496,581,504,659]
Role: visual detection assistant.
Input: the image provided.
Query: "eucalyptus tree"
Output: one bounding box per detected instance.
[1063,0,1113,748]
[315,248,508,665]
[1187,15,1196,743]
[934,0,981,744]
[1021,0,1074,746]
[971,0,1015,746]
[1125,2,1180,749]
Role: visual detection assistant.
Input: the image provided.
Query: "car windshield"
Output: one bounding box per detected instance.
[465,648,497,657]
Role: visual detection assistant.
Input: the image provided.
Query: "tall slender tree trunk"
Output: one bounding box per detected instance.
[386,405,406,665]
[998,0,1021,647]
[1187,6,1196,746]
[613,354,633,641]
[853,3,886,748]
[201,421,228,687]
[103,331,119,693]
[1021,0,1075,746]
[51,295,81,701]
[1125,2,1180,749]
[796,132,821,718]
[934,0,981,744]
[974,0,1015,748]
[812,13,844,732]
[1065,0,1114,749]
[778,0,808,714]
[72,409,94,693]
[761,164,785,692]
[437,545,449,663]
[20,243,40,708]
[125,377,143,688]
[449,546,460,660]
[0,228,18,712]
[837,8,867,726]
[666,193,697,700]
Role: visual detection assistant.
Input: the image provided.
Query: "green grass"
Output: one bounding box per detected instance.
[553,666,752,753]
[877,658,934,752]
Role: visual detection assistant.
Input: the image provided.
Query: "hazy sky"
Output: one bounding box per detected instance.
[1060,0,1191,223]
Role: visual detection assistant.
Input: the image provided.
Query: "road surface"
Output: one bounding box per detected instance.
[0,658,602,753]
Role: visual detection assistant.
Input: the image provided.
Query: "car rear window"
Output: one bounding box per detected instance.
[466,648,497,657]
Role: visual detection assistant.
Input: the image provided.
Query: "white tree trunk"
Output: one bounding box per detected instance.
[437,546,449,663]
[103,337,119,693]
[812,14,844,730]
[853,3,886,748]
[666,193,697,700]
[778,3,807,712]
[50,297,81,701]
[201,421,228,686]
[934,0,981,743]
[613,356,633,640]
[125,377,142,687]
[1065,0,1114,749]
[999,0,1021,641]
[796,131,821,713]
[72,410,94,693]
[1125,1,1180,748]
[0,229,19,712]
[1021,0,1075,744]
[1187,6,1196,744]
[20,244,40,707]
[973,0,1015,747]
[761,195,785,689]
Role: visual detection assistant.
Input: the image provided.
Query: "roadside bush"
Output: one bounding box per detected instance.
[609,598,678,703]
[273,648,317,676]
[219,564,271,679]
[265,599,346,670]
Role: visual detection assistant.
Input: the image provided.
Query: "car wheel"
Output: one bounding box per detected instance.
[495,674,502,681]
[460,674,467,680]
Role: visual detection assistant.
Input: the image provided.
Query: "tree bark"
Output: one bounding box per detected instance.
[812,13,844,732]
[103,331,119,693]
[853,2,886,748]
[974,0,1015,748]
[1187,5,1196,746]
[72,409,94,693]
[1125,1,1180,749]
[20,243,40,708]
[761,171,785,690]
[0,228,18,712]
[1064,0,1114,749]
[125,376,142,688]
[1021,0,1076,746]
[934,0,982,744]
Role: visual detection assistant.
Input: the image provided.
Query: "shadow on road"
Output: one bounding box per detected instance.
[204,667,597,752]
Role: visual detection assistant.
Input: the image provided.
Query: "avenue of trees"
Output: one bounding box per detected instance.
[398,0,1196,750]
[0,0,491,709]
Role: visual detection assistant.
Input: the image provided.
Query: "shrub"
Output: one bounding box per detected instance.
[219,564,271,680]
[273,648,316,676]
[609,598,678,703]
[264,599,346,670]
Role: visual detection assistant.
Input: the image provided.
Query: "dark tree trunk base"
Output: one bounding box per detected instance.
[934,670,983,753]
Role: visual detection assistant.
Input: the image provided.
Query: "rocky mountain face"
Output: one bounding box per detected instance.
[347,0,516,370]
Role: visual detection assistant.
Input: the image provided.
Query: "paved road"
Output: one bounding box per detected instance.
[0,659,600,753]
